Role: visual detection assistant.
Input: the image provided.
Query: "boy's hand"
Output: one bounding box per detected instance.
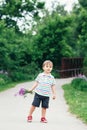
[28,89,33,94]
[52,95,56,100]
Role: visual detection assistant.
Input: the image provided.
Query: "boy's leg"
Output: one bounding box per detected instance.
[27,105,36,122]
[41,96,49,117]
[41,107,47,123]
[27,93,40,122]
[28,105,36,116]
[41,107,46,117]
[40,96,49,123]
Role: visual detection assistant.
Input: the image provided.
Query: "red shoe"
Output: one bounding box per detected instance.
[40,117,48,123]
[27,116,32,122]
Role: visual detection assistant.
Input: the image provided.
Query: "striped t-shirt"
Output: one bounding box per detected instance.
[35,72,56,97]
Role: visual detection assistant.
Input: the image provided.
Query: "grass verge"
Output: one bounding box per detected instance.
[0,82,18,92]
[62,83,87,124]
[0,79,32,92]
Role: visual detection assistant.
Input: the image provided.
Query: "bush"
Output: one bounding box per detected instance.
[10,71,34,81]
[0,78,5,85]
[0,74,12,84]
[71,78,87,91]
[10,62,40,81]
[71,78,82,88]
[80,80,87,91]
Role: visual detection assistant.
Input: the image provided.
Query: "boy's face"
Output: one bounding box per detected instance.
[43,64,53,74]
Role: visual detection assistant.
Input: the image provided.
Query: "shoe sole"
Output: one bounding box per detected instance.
[27,120,32,122]
[40,121,47,123]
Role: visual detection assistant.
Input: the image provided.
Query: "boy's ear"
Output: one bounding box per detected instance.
[42,66,45,70]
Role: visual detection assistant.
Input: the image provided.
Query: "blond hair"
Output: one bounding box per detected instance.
[42,60,53,68]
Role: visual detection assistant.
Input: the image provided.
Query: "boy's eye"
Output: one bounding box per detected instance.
[46,65,52,68]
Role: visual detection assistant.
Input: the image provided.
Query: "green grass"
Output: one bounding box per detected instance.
[62,83,87,124]
[0,79,32,92]
[0,82,18,92]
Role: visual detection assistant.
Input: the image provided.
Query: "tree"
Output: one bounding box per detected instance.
[51,3,68,16]
[0,0,45,81]
[0,0,45,32]
[78,0,87,9]
[0,19,37,81]
[71,2,87,57]
[32,11,75,67]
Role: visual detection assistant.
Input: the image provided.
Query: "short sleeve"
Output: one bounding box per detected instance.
[35,74,40,82]
[52,77,56,85]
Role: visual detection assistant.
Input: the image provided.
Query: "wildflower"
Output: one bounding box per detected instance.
[15,88,33,98]
[78,74,87,81]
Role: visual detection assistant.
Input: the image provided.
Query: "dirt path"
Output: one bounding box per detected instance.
[0,78,87,130]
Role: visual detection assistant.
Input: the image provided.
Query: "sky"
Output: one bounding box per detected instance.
[0,0,78,12]
[41,0,78,12]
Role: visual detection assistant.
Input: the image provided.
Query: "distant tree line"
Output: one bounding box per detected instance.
[0,0,87,82]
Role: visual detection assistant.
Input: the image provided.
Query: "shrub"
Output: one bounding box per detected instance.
[10,62,40,81]
[80,80,87,91]
[10,71,34,81]
[71,78,87,91]
[71,78,82,88]
[0,78,5,85]
[0,74,12,84]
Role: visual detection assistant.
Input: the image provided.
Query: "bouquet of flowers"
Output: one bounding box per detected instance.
[15,88,33,98]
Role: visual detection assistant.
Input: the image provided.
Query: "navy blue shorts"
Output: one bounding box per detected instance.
[32,93,49,108]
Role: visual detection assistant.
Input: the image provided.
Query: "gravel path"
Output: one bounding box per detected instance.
[0,78,87,130]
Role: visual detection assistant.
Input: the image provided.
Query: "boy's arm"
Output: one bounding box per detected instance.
[51,85,56,99]
[29,81,38,91]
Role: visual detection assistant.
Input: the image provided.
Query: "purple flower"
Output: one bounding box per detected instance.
[15,88,33,97]
[19,88,26,96]
[77,74,87,81]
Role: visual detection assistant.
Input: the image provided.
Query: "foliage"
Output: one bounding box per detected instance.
[0,73,12,83]
[71,77,87,91]
[0,0,87,82]
[71,2,87,57]
[0,78,5,85]
[0,82,17,92]
[0,0,45,32]
[10,62,40,81]
[78,0,87,9]
[72,1,87,77]
[0,20,36,81]
[51,3,68,16]
[32,12,75,67]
